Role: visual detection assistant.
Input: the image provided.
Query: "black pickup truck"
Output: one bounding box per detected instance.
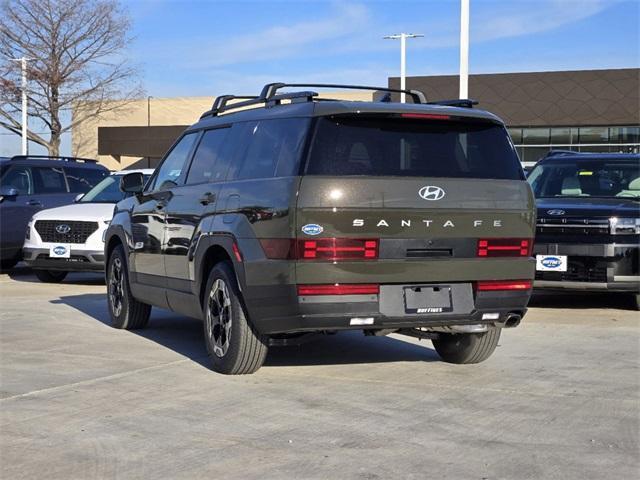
[527,152,640,310]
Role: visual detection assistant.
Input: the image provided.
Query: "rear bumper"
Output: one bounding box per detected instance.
[22,247,105,272]
[245,284,530,334]
[533,242,639,293]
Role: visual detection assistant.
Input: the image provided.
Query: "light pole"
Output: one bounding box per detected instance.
[11,57,32,155]
[384,33,423,103]
[459,0,470,99]
[147,96,152,168]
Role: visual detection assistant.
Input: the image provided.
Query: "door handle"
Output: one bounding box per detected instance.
[26,200,42,206]
[199,192,216,205]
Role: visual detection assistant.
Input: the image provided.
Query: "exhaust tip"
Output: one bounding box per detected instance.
[504,313,522,328]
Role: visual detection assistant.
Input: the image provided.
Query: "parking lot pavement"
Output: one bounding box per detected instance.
[0,267,638,480]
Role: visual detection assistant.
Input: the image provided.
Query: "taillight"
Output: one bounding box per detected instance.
[300,238,378,260]
[259,238,379,260]
[401,113,451,120]
[477,238,532,257]
[476,280,532,291]
[297,284,379,296]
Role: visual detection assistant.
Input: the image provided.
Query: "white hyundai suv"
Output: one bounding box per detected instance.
[23,169,153,282]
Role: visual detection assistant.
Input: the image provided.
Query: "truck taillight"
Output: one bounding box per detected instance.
[259,238,379,260]
[300,238,378,260]
[476,280,533,291]
[297,284,380,296]
[477,238,532,257]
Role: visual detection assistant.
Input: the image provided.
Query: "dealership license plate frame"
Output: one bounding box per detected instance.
[536,254,568,272]
[49,245,71,259]
[403,285,453,314]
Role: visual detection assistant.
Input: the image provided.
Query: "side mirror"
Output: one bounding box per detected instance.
[120,172,144,194]
[74,193,84,202]
[0,186,19,202]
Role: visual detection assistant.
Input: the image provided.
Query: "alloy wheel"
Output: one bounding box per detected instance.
[207,279,232,357]
[109,257,124,317]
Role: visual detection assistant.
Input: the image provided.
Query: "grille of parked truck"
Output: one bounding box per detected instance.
[104,82,536,374]
[528,151,640,309]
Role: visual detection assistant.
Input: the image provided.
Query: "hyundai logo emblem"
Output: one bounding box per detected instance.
[547,209,565,216]
[55,224,71,234]
[418,186,446,201]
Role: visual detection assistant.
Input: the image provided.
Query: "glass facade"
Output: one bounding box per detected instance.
[508,125,640,163]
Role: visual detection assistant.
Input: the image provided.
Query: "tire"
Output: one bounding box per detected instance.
[107,245,150,330]
[432,326,502,364]
[34,270,68,283]
[202,261,268,374]
[0,259,17,272]
[631,294,640,311]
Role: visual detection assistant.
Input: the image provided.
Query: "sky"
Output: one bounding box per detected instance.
[1,0,639,156]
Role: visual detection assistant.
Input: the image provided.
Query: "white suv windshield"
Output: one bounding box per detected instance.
[81,174,149,203]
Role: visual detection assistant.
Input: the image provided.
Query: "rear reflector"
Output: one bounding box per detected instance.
[297,284,380,296]
[401,113,451,120]
[477,238,532,257]
[477,280,532,291]
[232,242,243,262]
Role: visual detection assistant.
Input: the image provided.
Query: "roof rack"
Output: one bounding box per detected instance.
[200,82,428,118]
[200,95,259,119]
[259,83,427,104]
[427,99,478,109]
[10,155,98,163]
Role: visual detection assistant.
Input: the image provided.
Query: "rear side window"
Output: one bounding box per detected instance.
[186,128,230,185]
[64,167,108,193]
[33,167,67,193]
[306,116,523,180]
[229,118,310,180]
[1,166,33,194]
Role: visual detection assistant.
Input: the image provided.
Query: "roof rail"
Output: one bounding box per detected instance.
[260,83,427,104]
[10,155,98,163]
[427,99,478,109]
[200,82,428,119]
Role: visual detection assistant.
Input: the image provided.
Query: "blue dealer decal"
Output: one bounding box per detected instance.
[541,257,562,269]
[301,224,323,236]
[53,246,67,256]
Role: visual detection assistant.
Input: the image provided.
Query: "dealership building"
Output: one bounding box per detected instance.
[73,68,639,170]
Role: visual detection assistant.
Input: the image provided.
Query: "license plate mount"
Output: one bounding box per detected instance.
[536,255,568,272]
[49,245,71,259]
[403,285,453,314]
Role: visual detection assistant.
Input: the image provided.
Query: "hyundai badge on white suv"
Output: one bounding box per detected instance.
[23,169,152,282]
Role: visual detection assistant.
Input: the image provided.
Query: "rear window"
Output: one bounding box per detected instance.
[65,167,108,193]
[306,116,523,180]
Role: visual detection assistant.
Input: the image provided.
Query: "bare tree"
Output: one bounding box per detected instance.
[0,0,142,155]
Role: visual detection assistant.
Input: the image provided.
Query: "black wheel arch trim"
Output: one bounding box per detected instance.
[194,233,247,303]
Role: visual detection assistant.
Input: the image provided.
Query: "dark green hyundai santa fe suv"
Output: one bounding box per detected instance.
[104,83,536,374]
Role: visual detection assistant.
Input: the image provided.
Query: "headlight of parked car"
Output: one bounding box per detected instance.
[25,221,31,240]
[610,217,640,235]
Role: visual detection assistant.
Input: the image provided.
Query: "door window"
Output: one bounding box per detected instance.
[186,128,230,185]
[33,167,67,194]
[151,132,198,190]
[1,166,33,194]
